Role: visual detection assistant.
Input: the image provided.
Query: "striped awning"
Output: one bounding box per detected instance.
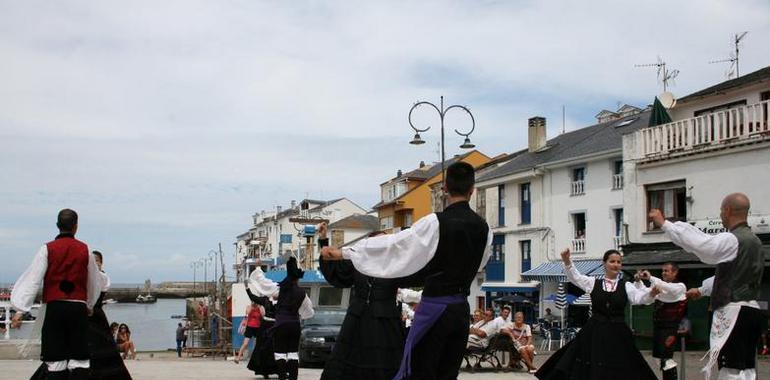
[573,293,592,306]
[521,260,603,283]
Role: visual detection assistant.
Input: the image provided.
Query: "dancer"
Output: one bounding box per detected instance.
[535,248,657,379]
[321,162,493,379]
[10,209,101,380]
[244,283,279,378]
[247,257,314,380]
[650,192,764,380]
[235,297,262,364]
[634,263,687,380]
[317,224,422,380]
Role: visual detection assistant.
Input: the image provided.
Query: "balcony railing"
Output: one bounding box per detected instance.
[612,174,624,190]
[571,180,585,196]
[614,235,624,250]
[635,100,770,159]
[571,238,586,253]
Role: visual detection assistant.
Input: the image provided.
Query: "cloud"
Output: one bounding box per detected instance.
[1,0,769,282]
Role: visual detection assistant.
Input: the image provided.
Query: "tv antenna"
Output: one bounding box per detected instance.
[709,32,748,79]
[635,56,679,92]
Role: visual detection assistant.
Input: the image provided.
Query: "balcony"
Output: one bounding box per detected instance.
[571,180,585,196]
[571,238,586,253]
[633,100,769,160]
[612,174,624,190]
[613,235,624,250]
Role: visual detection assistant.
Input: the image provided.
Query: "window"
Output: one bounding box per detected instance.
[318,287,344,306]
[520,240,531,272]
[520,183,531,224]
[572,213,586,239]
[571,167,586,195]
[476,189,486,219]
[498,185,506,226]
[404,212,413,227]
[485,235,505,281]
[646,181,687,230]
[612,160,623,190]
[380,216,394,230]
[613,209,624,237]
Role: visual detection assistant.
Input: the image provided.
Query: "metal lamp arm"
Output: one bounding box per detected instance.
[408,101,443,133]
[445,105,476,137]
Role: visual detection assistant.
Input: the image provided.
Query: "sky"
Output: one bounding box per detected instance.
[1,0,769,284]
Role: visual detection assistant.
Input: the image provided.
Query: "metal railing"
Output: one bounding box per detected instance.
[571,239,586,253]
[571,180,585,196]
[613,236,624,250]
[636,100,770,158]
[612,174,624,190]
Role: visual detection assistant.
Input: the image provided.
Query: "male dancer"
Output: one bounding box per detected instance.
[322,162,492,379]
[11,209,101,380]
[650,192,764,379]
[635,263,687,380]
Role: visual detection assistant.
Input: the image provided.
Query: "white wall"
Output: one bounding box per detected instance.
[670,83,768,120]
[624,143,770,243]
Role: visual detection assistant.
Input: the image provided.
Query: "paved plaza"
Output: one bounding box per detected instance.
[3,351,769,380]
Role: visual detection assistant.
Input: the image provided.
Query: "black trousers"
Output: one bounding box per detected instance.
[41,301,89,362]
[409,302,470,380]
[652,322,679,360]
[718,306,763,370]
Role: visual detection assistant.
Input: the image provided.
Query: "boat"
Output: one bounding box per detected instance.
[103,298,118,304]
[170,314,185,319]
[136,294,157,303]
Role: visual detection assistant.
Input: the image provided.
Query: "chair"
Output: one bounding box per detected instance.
[463,338,502,372]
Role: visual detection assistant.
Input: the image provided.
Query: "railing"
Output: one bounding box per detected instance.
[1,302,41,340]
[571,239,586,253]
[571,180,585,196]
[614,236,624,250]
[612,174,624,190]
[636,100,770,158]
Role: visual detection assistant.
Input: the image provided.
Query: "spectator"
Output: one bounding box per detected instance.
[501,312,537,373]
[467,309,496,349]
[110,322,119,342]
[175,323,187,358]
[116,324,136,360]
[542,308,557,324]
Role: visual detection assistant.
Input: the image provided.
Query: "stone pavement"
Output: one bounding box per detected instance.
[2,351,769,379]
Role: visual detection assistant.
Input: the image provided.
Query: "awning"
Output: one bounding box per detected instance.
[521,260,603,282]
[621,239,770,269]
[543,293,578,304]
[480,281,540,293]
[263,269,328,284]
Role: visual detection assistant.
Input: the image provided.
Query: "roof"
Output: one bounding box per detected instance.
[521,260,604,282]
[329,214,379,230]
[478,111,651,183]
[678,65,770,104]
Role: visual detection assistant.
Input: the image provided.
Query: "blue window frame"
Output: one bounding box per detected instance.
[520,183,531,224]
[498,185,505,226]
[486,235,506,281]
[520,240,531,272]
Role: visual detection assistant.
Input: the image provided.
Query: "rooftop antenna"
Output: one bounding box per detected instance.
[709,32,748,79]
[635,56,679,92]
[562,105,566,134]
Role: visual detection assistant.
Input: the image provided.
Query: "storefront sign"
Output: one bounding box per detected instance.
[690,215,770,234]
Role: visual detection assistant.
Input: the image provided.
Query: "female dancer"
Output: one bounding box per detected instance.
[535,248,657,380]
[317,223,422,380]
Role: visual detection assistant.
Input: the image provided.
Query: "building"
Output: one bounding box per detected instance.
[373,150,492,233]
[474,107,651,319]
[621,65,770,345]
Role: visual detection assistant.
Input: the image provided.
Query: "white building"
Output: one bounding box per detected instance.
[474,108,650,318]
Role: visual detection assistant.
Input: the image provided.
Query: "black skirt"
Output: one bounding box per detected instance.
[247,321,280,376]
[321,301,406,380]
[535,318,657,380]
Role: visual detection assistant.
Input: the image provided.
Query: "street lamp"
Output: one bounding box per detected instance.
[408,96,477,194]
[190,261,201,297]
[199,258,210,296]
[208,250,218,297]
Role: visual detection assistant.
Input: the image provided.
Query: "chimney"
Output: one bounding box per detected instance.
[290,200,296,209]
[397,169,403,177]
[528,116,547,152]
[419,161,425,168]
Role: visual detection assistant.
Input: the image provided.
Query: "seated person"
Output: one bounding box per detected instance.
[500,312,537,373]
[467,309,498,349]
[116,323,136,359]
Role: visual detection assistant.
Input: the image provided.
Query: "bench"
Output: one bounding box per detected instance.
[462,335,523,372]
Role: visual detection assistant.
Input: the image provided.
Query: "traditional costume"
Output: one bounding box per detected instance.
[535,264,657,380]
[317,238,422,380]
[661,221,764,380]
[635,275,687,380]
[247,258,314,380]
[11,233,101,380]
[339,201,492,379]
[246,287,279,378]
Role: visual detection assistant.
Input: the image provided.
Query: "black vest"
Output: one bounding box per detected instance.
[590,278,627,323]
[275,279,306,322]
[421,201,490,298]
[711,223,764,310]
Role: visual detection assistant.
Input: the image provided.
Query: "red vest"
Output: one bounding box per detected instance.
[43,235,90,303]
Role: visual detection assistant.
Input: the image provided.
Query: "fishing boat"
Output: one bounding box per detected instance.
[136,294,157,303]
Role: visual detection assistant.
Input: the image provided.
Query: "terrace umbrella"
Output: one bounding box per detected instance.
[648,96,672,127]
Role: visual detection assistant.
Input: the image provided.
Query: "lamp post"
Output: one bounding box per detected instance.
[190,261,200,296]
[208,250,219,299]
[200,258,209,297]
[408,96,476,206]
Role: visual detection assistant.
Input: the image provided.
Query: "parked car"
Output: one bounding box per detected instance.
[299,309,346,366]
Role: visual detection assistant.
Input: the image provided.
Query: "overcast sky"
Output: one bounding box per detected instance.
[1,1,769,284]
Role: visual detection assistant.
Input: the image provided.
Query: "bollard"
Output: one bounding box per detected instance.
[679,335,686,380]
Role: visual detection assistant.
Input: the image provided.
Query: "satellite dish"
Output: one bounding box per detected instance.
[659,91,677,109]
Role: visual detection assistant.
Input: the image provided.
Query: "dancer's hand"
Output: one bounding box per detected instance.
[317,222,328,238]
[560,248,571,266]
[650,286,662,297]
[648,209,666,229]
[686,288,702,300]
[321,246,343,260]
[639,270,651,281]
[10,313,23,329]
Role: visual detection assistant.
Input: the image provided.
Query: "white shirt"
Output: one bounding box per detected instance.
[341,212,494,278]
[11,244,101,312]
[634,276,686,303]
[698,276,715,297]
[247,266,315,320]
[660,221,738,265]
[397,288,422,304]
[564,263,654,305]
[504,322,532,346]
